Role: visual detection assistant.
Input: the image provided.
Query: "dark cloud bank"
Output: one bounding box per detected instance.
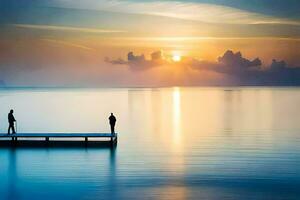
[106,50,300,86]
[105,50,165,71]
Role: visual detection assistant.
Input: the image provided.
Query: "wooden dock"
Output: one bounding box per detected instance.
[0,133,118,147]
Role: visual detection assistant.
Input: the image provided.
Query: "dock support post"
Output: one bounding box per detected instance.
[11,135,17,145]
[46,137,49,142]
[85,137,88,142]
[111,135,117,146]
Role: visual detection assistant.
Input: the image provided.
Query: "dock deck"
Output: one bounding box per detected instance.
[0,133,118,147]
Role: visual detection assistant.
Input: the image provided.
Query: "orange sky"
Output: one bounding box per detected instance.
[0,1,300,86]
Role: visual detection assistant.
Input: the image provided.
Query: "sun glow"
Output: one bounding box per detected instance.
[172,54,182,62]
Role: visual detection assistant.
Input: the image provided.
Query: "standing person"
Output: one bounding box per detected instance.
[109,113,117,135]
[8,109,16,134]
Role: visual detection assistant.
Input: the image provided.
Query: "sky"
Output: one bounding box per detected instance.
[0,0,300,86]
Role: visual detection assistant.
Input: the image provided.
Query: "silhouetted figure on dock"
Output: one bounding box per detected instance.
[8,109,16,134]
[109,113,116,135]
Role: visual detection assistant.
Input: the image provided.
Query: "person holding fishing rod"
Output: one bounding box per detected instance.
[8,109,16,134]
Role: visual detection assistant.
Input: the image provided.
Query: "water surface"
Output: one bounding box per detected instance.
[0,87,299,200]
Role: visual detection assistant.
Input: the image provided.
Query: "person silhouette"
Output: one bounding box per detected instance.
[8,109,16,134]
[109,113,117,135]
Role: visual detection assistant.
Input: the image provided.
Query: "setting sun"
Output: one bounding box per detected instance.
[172,54,182,62]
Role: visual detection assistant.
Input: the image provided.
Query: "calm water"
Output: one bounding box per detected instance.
[0,87,300,200]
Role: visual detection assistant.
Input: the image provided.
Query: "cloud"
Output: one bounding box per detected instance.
[107,49,300,86]
[12,24,126,33]
[40,39,95,51]
[104,57,127,65]
[191,50,262,74]
[270,59,287,70]
[106,50,167,70]
[190,50,300,85]
[49,0,300,25]
[218,51,262,69]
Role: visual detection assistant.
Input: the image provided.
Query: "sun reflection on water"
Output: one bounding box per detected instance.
[172,87,182,149]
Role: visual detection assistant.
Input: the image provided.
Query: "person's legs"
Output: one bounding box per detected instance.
[110,124,113,134]
[8,124,15,134]
[12,125,16,134]
[111,124,115,133]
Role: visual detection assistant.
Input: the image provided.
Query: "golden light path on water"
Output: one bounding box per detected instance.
[172,87,182,149]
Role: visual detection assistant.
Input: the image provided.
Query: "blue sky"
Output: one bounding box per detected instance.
[1,0,300,27]
[147,0,300,17]
[1,0,300,18]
